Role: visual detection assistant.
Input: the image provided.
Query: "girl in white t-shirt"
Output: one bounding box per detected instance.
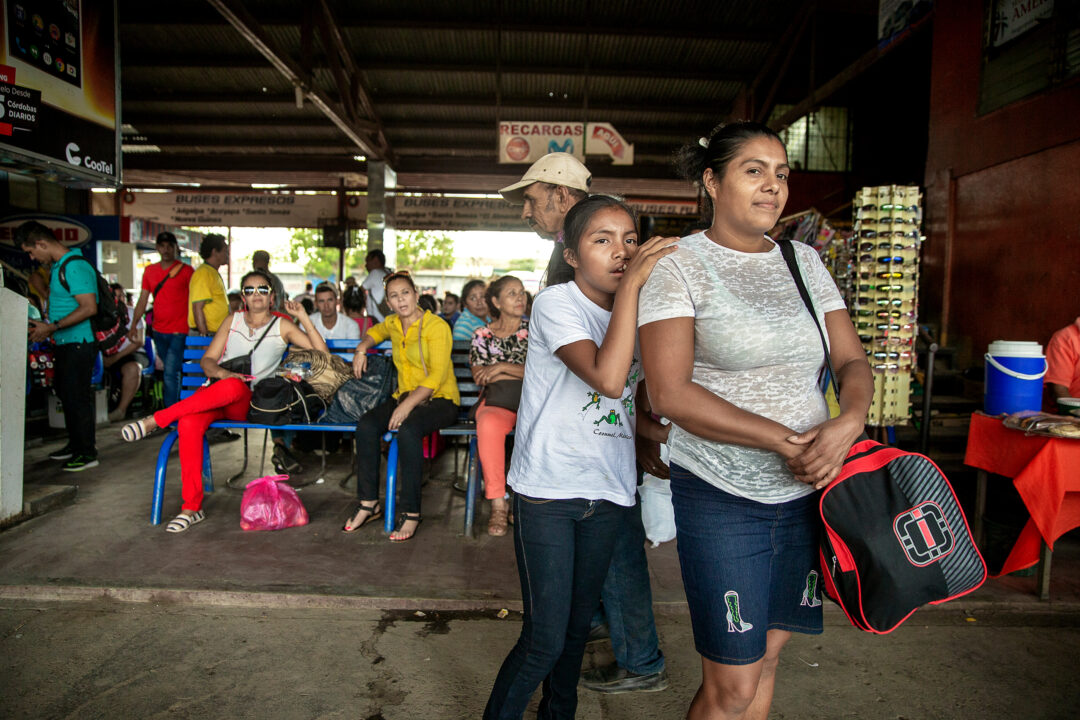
[484,196,675,720]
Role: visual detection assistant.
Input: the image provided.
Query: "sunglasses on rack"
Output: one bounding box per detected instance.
[241,285,272,296]
[873,363,903,373]
[877,230,920,240]
[874,298,905,306]
[856,283,907,292]
[868,350,912,360]
[859,203,919,213]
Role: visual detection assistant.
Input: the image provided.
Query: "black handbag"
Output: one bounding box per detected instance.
[210,316,278,382]
[247,377,326,425]
[481,379,523,412]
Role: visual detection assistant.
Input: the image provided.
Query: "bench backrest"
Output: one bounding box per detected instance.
[180,336,384,400]
[452,339,481,416]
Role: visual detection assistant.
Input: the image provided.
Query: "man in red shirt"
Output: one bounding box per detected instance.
[1046,316,1080,400]
[129,232,193,408]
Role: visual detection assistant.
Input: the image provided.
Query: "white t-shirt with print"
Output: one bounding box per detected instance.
[507,281,641,507]
[638,233,846,504]
[311,312,361,341]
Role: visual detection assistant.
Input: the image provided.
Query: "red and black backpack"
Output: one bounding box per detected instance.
[779,239,986,634]
[818,439,986,633]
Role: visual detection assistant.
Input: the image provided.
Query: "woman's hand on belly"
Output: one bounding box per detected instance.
[783,413,865,489]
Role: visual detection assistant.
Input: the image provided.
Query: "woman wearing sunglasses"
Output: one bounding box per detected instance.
[638,122,873,719]
[120,270,328,533]
[345,270,460,541]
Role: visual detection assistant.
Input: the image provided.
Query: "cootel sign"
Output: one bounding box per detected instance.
[65,142,114,175]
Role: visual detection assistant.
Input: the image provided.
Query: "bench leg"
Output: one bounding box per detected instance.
[226,428,251,488]
[151,430,179,525]
[384,432,398,534]
[464,436,479,538]
[258,429,269,477]
[202,436,213,494]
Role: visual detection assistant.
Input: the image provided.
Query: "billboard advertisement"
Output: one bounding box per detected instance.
[498,121,634,166]
[0,0,119,186]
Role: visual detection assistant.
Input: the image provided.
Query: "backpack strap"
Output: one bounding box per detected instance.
[152,261,182,297]
[56,253,88,294]
[777,238,838,390]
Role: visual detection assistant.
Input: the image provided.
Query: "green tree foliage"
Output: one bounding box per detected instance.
[395,230,455,270]
[502,258,537,272]
[287,228,368,281]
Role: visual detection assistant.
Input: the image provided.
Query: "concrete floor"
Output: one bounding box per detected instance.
[4,426,1080,719]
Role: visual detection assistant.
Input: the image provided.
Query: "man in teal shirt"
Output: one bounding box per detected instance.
[20,221,100,471]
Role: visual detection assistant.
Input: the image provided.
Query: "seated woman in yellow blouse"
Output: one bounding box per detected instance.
[346,271,460,541]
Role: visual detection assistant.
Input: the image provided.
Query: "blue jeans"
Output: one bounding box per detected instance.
[595,495,665,675]
[152,331,187,408]
[485,495,629,720]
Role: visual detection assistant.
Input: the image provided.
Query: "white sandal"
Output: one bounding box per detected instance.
[122,418,154,442]
[165,510,205,533]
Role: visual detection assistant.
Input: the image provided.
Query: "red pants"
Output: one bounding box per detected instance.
[154,378,252,511]
[475,401,517,500]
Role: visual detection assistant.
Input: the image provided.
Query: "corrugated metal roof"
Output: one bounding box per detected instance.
[118,0,880,192]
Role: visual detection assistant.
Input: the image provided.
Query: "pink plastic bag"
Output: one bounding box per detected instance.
[240,474,309,531]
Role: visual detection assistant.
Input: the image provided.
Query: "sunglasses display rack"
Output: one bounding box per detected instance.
[850,185,923,427]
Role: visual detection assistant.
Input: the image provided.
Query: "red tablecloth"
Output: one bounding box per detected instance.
[964,413,1080,576]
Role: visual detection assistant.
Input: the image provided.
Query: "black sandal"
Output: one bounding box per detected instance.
[389,513,422,542]
[342,501,382,533]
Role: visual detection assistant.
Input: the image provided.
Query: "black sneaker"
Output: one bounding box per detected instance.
[62,455,99,472]
[206,428,241,444]
[272,444,303,473]
[48,445,74,461]
[580,664,669,694]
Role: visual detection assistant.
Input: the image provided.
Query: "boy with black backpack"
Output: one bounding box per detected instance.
[20,220,119,471]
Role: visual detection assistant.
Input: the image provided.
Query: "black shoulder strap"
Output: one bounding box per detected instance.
[56,253,87,293]
[152,261,181,297]
[778,239,838,390]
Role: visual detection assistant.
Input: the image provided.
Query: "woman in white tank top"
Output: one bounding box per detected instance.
[121,270,328,534]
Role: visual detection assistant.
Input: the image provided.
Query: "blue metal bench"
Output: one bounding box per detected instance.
[151,336,399,530]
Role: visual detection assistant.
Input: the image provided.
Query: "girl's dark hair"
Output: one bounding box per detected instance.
[417,294,437,313]
[485,275,522,319]
[557,195,637,285]
[239,269,274,289]
[461,279,486,306]
[342,285,365,313]
[673,121,786,221]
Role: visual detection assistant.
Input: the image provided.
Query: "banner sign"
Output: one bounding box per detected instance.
[116,191,694,233]
[393,197,698,232]
[121,191,365,228]
[990,0,1054,47]
[0,0,120,185]
[498,121,634,165]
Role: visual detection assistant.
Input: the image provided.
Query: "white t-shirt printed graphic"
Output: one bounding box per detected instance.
[507,282,640,507]
[638,233,846,504]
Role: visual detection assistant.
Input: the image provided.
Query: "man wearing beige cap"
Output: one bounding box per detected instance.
[497,152,670,695]
[499,152,591,287]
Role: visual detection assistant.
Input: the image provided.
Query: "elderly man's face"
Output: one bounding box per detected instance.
[521,183,566,239]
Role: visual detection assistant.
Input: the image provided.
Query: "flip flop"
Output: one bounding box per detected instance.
[165,510,205,533]
[342,502,383,533]
[122,418,155,443]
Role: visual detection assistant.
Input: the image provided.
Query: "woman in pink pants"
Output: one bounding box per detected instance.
[469,275,530,536]
[121,270,327,533]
